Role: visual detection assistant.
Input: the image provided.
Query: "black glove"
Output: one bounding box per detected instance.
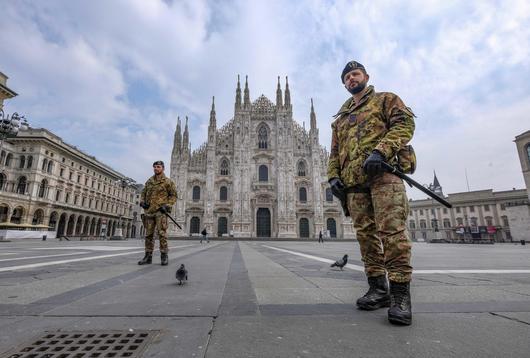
[159,204,172,214]
[140,202,150,210]
[363,150,386,177]
[328,177,345,198]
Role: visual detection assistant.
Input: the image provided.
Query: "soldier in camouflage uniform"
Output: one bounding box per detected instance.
[328,61,415,325]
[138,161,177,266]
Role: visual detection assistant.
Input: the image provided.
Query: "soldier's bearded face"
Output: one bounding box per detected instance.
[153,164,164,175]
[344,69,369,95]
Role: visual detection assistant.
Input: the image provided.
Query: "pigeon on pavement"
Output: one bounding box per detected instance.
[176,264,188,285]
[330,254,348,270]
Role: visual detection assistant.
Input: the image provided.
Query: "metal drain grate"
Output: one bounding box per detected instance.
[4,330,159,358]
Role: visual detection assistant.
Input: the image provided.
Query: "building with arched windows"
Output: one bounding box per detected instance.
[0,128,139,239]
[170,76,354,239]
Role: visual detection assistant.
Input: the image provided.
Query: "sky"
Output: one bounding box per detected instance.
[1,0,529,199]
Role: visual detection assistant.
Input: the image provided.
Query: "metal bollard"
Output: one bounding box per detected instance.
[42,235,47,241]
[521,240,526,246]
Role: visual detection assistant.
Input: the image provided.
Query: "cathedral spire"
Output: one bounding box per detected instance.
[310,98,316,131]
[172,116,182,157]
[182,116,189,155]
[243,75,250,108]
[284,76,291,108]
[209,96,216,129]
[235,75,242,111]
[276,76,283,108]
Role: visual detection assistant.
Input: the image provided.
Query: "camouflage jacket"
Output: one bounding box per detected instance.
[327,85,415,187]
[141,173,177,215]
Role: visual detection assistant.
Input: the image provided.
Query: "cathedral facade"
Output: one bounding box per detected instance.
[169,76,354,239]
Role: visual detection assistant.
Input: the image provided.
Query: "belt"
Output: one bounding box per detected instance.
[345,185,370,194]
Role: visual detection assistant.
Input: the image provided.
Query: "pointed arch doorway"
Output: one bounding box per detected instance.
[256,208,271,238]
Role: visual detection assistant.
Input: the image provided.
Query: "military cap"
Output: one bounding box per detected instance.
[153,160,165,167]
[341,61,366,83]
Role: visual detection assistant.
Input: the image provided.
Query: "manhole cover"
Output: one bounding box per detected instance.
[3,330,159,358]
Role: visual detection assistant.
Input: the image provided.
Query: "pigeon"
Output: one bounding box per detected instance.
[330,254,348,270]
[176,264,188,285]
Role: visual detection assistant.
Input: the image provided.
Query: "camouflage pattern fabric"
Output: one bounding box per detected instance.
[328,85,415,188]
[347,173,412,283]
[328,85,415,283]
[141,173,177,253]
[144,213,169,253]
[141,173,177,215]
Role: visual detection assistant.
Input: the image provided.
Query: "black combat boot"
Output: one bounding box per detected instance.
[161,253,168,266]
[356,275,390,310]
[388,281,412,326]
[138,253,152,265]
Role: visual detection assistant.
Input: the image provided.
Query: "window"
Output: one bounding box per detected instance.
[325,188,333,202]
[500,203,506,210]
[0,173,5,191]
[47,161,53,173]
[258,165,268,181]
[55,190,61,201]
[82,197,86,207]
[409,220,416,229]
[74,195,79,205]
[19,155,25,168]
[485,216,493,226]
[192,186,201,201]
[484,204,490,212]
[443,219,451,228]
[443,208,447,214]
[220,159,230,175]
[42,159,48,171]
[16,176,27,194]
[299,187,307,202]
[77,175,81,183]
[456,207,461,213]
[527,144,530,164]
[258,125,269,149]
[420,220,426,229]
[38,179,48,198]
[469,206,475,213]
[431,209,435,215]
[297,161,306,176]
[0,151,5,165]
[419,209,423,215]
[501,215,509,227]
[65,193,70,203]
[5,153,13,167]
[470,217,478,226]
[27,156,33,168]
[456,217,463,225]
[220,186,228,201]
[60,168,64,177]
[69,172,73,180]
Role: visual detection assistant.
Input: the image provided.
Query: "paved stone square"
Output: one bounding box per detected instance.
[0,239,529,357]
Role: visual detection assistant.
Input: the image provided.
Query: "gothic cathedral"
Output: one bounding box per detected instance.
[169,76,354,239]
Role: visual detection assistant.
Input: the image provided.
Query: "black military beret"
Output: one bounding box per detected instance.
[153,160,165,167]
[341,61,366,83]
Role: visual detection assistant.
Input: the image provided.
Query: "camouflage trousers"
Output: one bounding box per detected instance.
[346,173,412,283]
[144,212,169,254]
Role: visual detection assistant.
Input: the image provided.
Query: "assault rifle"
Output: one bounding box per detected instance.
[381,162,452,208]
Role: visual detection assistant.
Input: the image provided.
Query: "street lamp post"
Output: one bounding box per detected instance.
[1,110,29,142]
[0,110,29,242]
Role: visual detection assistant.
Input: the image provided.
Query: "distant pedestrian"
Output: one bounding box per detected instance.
[318,230,324,243]
[200,228,209,243]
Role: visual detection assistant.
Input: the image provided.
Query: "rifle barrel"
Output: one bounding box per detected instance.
[382,163,452,208]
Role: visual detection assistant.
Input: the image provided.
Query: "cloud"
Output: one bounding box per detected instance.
[1,0,529,198]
